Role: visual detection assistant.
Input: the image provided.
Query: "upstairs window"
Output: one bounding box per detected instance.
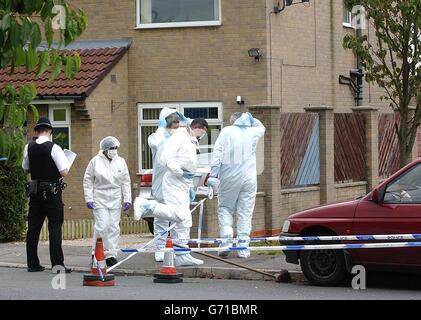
[342,0,353,28]
[136,0,221,29]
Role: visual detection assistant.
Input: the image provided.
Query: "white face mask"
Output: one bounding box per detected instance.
[168,128,179,135]
[192,129,206,140]
[107,149,118,159]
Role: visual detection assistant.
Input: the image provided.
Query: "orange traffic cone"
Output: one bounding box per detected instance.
[83,237,115,287]
[153,237,183,283]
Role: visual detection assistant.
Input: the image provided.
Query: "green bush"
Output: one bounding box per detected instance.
[0,162,27,242]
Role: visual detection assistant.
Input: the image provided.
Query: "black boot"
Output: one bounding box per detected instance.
[28,265,45,272]
[106,257,118,267]
[52,265,72,274]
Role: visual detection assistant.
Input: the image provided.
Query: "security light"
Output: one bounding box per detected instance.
[286,0,310,5]
[248,48,262,61]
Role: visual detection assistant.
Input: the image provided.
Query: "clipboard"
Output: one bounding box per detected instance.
[64,149,77,169]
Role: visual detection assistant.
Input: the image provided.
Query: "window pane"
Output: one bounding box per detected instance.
[53,127,69,150]
[140,0,219,24]
[141,126,158,169]
[198,125,221,153]
[343,0,351,24]
[384,164,421,203]
[197,126,221,165]
[142,108,162,120]
[184,107,219,119]
[53,109,67,122]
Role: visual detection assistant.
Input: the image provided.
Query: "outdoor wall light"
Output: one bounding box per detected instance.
[274,0,310,14]
[248,48,262,62]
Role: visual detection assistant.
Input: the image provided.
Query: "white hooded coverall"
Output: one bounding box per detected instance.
[83,152,132,258]
[210,113,265,249]
[152,128,197,254]
[148,108,179,252]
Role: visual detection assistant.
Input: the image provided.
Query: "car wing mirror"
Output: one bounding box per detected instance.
[372,187,382,204]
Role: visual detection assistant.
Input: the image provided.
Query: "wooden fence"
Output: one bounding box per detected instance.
[36,217,150,241]
[280,113,319,187]
[334,113,366,183]
[379,113,400,179]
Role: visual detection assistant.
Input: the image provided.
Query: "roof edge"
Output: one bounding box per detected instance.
[84,46,129,98]
[38,38,133,51]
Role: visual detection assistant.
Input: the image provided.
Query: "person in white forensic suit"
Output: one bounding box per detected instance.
[134,119,209,266]
[208,112,265,259]
[148,107,187,262]
[83,136,132,267]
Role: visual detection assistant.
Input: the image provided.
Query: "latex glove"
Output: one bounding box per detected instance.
[246,112,255,124]
[182,170,195,179]
[207,177,220,193]
[189,188,196,203]
[158,118,167,128]
[234,113,253,127]
[123,202,132,211]
[86,202,94,210]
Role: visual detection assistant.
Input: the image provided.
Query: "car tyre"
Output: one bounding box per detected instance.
[300,249,347,286]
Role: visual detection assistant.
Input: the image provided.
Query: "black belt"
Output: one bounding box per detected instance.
[26,179,67,199]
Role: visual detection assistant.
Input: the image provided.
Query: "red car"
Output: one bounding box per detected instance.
[280,158,421,286]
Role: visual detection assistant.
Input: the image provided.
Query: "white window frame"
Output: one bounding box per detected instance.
[49,104,71,149]
[342,0,354,28]
[135,0,222,29]
[137,101,223,173]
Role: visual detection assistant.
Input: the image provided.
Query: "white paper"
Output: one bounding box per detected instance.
[64,149,77,169]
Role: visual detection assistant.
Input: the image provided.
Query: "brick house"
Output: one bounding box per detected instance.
[1,0,414,238]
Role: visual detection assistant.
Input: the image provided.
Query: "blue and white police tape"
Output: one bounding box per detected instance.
[115,241,421,254]
[177,233,421,245]
[106,222,178,273]
[107,199,207,272]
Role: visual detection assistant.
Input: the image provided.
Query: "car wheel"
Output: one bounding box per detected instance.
[300,249,347,286]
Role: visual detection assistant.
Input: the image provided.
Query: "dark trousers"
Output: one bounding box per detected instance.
[26,191,64,268]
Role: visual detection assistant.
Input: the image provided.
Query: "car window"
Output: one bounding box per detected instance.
[384,163,421,204]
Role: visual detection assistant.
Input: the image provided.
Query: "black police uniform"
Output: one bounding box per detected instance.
[26,140,65,270]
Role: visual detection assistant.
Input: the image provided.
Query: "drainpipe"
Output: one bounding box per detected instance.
[355,18,364,106]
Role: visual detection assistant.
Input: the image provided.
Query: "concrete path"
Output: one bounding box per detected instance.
[0,234,302,282]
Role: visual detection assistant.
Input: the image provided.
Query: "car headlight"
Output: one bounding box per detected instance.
[282,220,290,233]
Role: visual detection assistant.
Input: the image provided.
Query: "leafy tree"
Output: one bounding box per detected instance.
[344,0,421,167]
[0,0,87,242]
[0,0,87,166]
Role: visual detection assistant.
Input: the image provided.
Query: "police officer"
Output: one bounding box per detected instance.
[22,117,72,273]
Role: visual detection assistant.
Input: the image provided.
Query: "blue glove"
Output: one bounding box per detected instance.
[176,112,188,124]
[123,202,131,211]
[86,202,94,210]
[246,112,255,124]
[158,118,167,128]
[182,170,195,179]
[189,188,196,203]
[234,113,253,127]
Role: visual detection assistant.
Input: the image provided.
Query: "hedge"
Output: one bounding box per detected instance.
[0,162,27,242]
